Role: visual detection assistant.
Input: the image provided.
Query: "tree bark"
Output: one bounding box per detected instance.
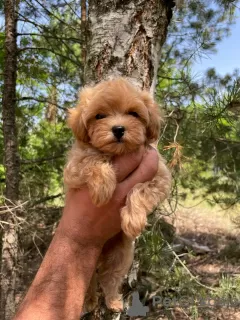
[83,0,175,319]
[45,86,57,123]
[1,0,20,319]
[85,0,175,92]
[81,0,87,68]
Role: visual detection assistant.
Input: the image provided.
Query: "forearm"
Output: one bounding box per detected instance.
[14,229,101,320]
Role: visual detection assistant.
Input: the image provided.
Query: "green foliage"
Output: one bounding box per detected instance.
[0,0,82,202]
[217,275,240,300]
[19,120,71,200]
[159,68,240,207]
[157,0,240,207]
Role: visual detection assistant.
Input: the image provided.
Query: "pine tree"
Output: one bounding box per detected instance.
[1,1,19,318]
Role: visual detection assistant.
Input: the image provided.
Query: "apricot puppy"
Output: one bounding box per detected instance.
[64,78,171,312]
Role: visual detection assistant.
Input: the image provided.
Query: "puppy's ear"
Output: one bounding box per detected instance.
[141,92,162,143]
[67,87,95,142]
[67,108,89,142]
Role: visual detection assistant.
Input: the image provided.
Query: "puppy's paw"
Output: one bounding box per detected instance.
[88,164,116,207]
[63,165,83,188]
[105,298,123,312]
[89,182,116,207]
[84,296,99,313]
[121,206,147,239]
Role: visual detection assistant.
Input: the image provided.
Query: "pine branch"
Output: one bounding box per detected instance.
[33,0,79,34]
[29,193,63,207]
[215,138,240,145]
[17,33,82,43]
[62,0,81,19]
[17,47,82,67]
[21,155,64,165]
[18,14,45,31]
[16,97,67,110]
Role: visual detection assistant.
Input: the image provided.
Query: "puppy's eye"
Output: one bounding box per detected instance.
[128,111,139,118]
[95,114,106,120]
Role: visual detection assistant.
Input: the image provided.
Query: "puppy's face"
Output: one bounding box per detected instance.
[68,79,162,155]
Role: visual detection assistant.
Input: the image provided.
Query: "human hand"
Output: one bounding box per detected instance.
[13,147,158,320]
[58,146,159,248]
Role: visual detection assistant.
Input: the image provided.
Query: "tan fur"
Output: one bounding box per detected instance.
[64,78,171,311]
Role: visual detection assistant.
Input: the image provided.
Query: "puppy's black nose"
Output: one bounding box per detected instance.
[112,126,125,140]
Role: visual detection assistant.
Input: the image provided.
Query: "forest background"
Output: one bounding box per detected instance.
[1,1,240,319]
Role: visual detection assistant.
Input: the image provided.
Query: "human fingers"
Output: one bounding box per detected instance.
[119,147,158,194]
[112,146,145,182]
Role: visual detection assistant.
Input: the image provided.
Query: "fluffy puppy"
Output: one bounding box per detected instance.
[64,78,171,312]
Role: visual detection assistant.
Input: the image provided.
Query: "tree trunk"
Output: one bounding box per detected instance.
[83,0,175,319]
[81,0,87,70]
[1,0,20,319]
[45,86,57,123]
[85,0,175,92]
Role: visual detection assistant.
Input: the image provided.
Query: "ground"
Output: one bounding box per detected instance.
[150,202,240,320]
[175,205,240,286]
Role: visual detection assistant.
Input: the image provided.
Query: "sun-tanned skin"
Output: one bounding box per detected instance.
[13,147,159,320]
[64,78,171,311]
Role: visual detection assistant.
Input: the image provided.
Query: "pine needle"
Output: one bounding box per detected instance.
[164,142,184,169]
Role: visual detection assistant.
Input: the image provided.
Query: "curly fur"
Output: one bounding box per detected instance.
[64,78,171,312]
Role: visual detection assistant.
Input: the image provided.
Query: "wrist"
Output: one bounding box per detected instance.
[59,198,109,249]
[57,215,105,251]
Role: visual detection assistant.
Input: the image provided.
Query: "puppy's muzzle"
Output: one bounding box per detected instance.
[112,126,125,141]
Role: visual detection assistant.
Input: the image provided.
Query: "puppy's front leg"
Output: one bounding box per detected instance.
[121,156,171,239]
[64,153,116,207]
[85,161,117,207]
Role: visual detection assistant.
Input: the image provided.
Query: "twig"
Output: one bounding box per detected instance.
[0,200,29,214]
[30,193,63,207]
[17,32,82,43]
[32,232,43,259]
[165,241,218,292]
[17,47,81,67]
[16,97,66,110]
[173,120,180,143]
[21,155,64,165]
